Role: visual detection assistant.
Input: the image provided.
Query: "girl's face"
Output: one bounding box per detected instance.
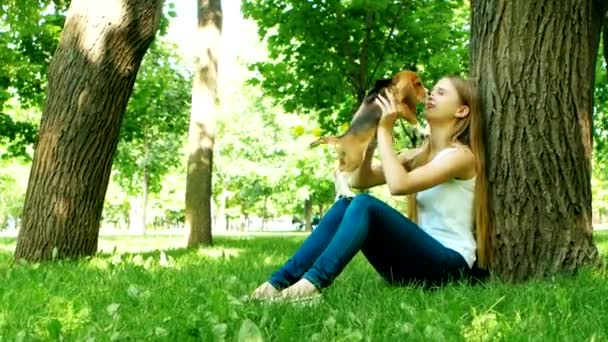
[425,78,469,122]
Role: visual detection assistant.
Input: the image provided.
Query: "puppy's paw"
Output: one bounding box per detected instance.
[334,172,356,199]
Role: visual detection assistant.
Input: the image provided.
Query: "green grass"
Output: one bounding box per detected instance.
[1,232,608,341]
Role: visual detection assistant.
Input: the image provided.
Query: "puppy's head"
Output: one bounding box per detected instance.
[390,71,427,125]
[366,78,393,98]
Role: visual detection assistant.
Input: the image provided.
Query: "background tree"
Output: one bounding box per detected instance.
[0,0,67,159]
[186,0,222,247]
[241,0,469,136]
[470,0,602,280]
[599,2,606,79]
[593,38,608,222]
[15,0,164,261]
[214,82,336,231]
[111,40,190,234]
[0,0,174,160]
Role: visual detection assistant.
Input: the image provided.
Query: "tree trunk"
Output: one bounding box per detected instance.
[15,0,163,262]
[242,213,248,232]
[140,142,150,235]
[141,163,149,235]
[185,0,222,247]
[304,197,313,232]
[128,196,145,235]
[470,0,601,280]
[216,190,227,231]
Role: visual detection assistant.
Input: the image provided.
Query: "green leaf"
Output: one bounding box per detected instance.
[237,319,264,342]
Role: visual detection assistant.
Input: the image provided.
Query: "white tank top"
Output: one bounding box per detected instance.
[416,147,477,268]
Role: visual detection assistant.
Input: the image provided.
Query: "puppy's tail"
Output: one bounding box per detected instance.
[309,136,340,148]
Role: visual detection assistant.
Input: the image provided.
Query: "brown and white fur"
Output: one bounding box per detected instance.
[310,70,427,198]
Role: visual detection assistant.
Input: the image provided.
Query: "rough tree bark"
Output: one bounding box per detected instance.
[470,0,602,280]
[15,0,163,261]
[186,0,222,247]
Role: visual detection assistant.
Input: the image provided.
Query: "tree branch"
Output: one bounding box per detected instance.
[335,8,360,97]
[357,9,374,101]
[368,6,403,89]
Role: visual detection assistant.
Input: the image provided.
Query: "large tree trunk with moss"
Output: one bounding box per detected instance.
[470,0,602,280]
[15,0,163,262]
[185,0,222,247]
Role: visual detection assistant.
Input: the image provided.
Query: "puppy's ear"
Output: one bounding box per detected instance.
[366,78,392,97]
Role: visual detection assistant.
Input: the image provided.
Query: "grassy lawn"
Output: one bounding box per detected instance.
[0,232,607,341]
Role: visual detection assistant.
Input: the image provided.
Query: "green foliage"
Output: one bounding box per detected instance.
[0,113,36,160]
[112,40,190,195]
[0,1,66,159]
[0,161,28,229]
[242,0,469,133]
[0,233,608,339]
[594,49,608,158]
[214,83,336,219]
[0,0,179,161]
[102,39,190,227]
[593,38,608,214]
[0,0,68,110]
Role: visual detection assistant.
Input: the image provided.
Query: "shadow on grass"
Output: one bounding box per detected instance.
[0,234,309,278]
[0,234,306,256]
[2,231,607,276]
[93,234,307,260]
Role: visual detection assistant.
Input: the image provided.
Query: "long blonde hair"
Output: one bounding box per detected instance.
[406,76,493,269]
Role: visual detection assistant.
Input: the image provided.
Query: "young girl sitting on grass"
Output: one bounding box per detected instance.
[250,76,492,302]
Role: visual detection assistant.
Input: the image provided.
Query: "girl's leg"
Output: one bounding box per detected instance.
[359,196,470,287]
[300,193,468,290]
[299,193,384,289]
[267,197,351,290]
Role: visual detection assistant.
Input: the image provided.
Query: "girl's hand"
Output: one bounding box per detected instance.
[375,93,399,130]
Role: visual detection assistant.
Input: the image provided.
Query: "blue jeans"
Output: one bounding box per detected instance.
[269,194,471,290]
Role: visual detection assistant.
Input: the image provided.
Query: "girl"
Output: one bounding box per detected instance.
[250,76,492,301]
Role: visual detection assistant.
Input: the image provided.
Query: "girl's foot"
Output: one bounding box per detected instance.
[250,281,280,300]
[278,278,321,301]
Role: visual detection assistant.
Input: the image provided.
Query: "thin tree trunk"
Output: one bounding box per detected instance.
[128,196,145,235]
[141,162,149,235]
[304,198,313,232]
[15,0,163,262]
[242,213,248,232]
[263,196,270,231]
[215,190,227,231]
[470,0,601,280]
[139,140,151,235]
[185,0,222,247]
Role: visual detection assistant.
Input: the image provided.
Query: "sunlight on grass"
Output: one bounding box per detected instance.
[97,235,186,254]
[594,231,608,255]
[0,243,14,253]
[463,310,500,341]
[33,297,91,339]
[88,252,168,271]
[262,255,285,265]
[198,247,243,259]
